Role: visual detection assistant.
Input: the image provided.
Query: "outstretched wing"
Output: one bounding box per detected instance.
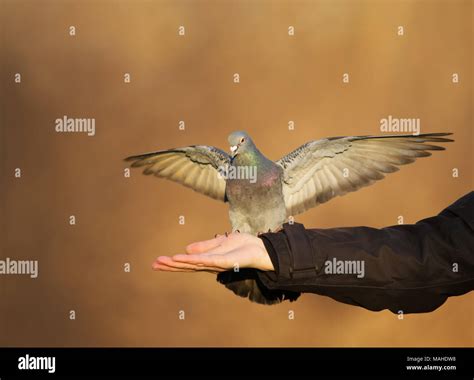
[125,145,230,201]
[276,133,453,216]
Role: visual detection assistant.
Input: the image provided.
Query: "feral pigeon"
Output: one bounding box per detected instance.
[126,131,453,304]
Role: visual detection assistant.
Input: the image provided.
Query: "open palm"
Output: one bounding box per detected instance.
[152,232,274,273]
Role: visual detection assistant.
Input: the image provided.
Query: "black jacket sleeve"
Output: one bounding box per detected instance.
[257,191,474,314]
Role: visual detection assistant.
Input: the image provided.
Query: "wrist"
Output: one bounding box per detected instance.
[257,236,277,271]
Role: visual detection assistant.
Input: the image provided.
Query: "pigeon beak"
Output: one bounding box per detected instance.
[230,145,238,156]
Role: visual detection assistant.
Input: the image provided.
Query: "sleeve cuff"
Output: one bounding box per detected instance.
[259,229,292,279]
[260,235,280,274]
[259,222,320,280]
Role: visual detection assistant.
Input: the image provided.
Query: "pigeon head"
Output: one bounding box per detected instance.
[228,131,254,157]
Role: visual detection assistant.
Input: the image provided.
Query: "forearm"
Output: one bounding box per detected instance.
[257,194,474,313]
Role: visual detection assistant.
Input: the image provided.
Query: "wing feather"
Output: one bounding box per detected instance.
[276,133,453,216]
[125,145,230,202]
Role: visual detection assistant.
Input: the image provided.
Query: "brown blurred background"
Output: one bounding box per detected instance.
[0,0,472,347]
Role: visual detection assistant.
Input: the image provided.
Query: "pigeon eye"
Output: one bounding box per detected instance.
[240,137,245,143]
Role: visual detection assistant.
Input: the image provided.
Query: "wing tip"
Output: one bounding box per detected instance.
[124,155,138,162]
[124,148,185,163]
[358,132,454,142]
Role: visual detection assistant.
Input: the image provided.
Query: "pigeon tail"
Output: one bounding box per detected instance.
[217,269,300,305]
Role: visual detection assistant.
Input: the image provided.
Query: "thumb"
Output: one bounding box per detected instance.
[185,234,227,254]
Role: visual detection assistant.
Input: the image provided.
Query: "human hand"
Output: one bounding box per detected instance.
[152,232,274,273]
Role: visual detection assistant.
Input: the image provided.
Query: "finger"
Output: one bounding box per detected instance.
[153,262,219,274]
[152,261,195,272]
[185,234,227,254]
[156,256,225,272]
[172,253,231,270]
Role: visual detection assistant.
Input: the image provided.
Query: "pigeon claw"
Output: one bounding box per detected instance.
[215,231,232,238]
